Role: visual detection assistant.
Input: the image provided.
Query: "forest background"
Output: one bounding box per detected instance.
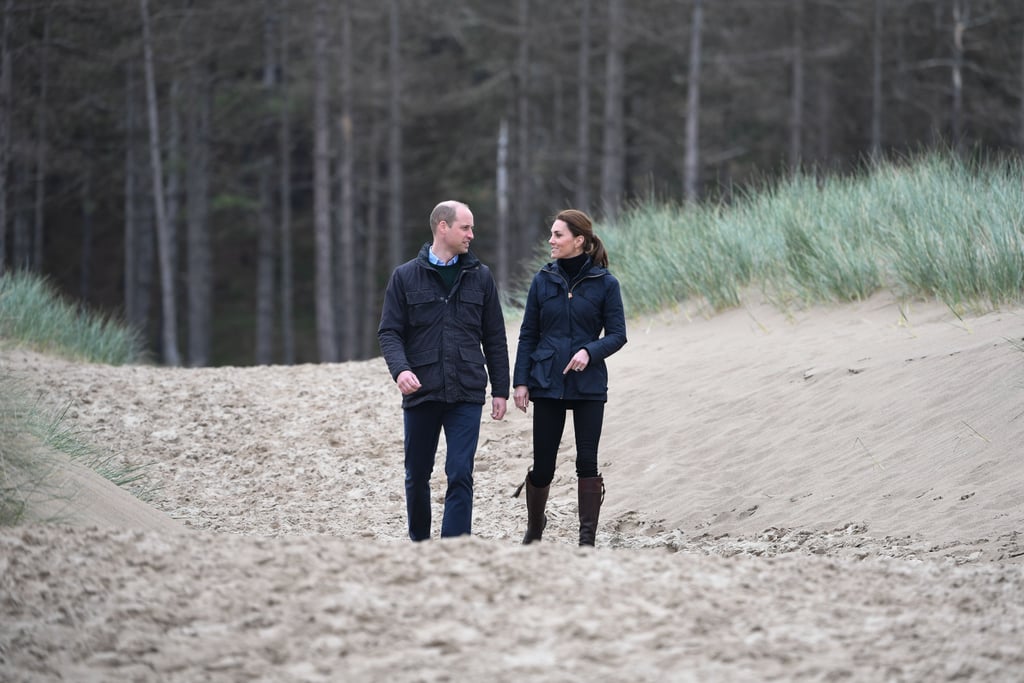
[1,0,1022,367]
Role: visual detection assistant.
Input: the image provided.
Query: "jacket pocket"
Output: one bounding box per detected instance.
[538,279,563,303]
[575,363,609,397]
[407,290,442,327]
[528,347,555,389]
[458,345,487,392]
[458,287,484,328]
[408,348,441,394]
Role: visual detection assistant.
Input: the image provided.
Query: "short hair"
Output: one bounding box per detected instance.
[430,200,469,233]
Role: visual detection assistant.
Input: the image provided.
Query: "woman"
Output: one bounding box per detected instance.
[512,209,627,546]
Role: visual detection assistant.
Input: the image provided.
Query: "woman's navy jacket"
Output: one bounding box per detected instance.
[378,243,510,409]
[513,258,627,401]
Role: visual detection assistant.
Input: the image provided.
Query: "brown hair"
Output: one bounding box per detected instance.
[430,200,469,233]
[555,209,608,268]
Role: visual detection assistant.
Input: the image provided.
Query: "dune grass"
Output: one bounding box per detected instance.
[0,380,153,525]
[0,270,146,365]
[0,271,150,524]
[509,151,1024,318]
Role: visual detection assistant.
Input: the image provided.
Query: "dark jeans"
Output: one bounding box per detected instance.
[530,398,604,488]
[403,401,482,541]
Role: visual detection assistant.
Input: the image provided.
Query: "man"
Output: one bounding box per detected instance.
[378,200,510,540]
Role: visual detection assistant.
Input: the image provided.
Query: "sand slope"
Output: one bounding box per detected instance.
[2,295,1023,681]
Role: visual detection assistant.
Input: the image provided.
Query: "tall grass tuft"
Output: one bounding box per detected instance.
[509,152,1023,317]
[1,271,151,525]
[0,270,146,365]
[0,378,153,524]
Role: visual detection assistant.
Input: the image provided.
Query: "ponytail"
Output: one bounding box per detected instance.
[588,235,608,268]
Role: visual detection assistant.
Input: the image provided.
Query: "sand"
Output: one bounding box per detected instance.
[2,294,1023,681]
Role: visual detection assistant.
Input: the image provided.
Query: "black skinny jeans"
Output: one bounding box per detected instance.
[529,398,605,487]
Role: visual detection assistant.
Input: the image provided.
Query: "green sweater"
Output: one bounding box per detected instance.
[432,263,459,292]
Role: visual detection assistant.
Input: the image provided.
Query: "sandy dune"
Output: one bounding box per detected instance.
[2,295,1023,681]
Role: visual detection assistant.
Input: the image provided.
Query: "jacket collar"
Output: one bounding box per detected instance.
[417,242,479,269]
[542,255,605,279]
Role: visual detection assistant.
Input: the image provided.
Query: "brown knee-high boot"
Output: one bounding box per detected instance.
[578,476,604,547]
[513,469,549,544]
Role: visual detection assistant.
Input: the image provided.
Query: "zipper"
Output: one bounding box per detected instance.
[544,267,604,398]
[567,272,603,298]
[430,261,473,303]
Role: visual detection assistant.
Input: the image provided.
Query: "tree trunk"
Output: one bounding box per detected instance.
[363,119,382,359]
[79,138,93,302]
[12,167,27,267]
[137,195,155,337]
[600,0,625,221]
[256,161,275,365]
[870,0,884,159]
[33,11,49,271]
[124,63,139,328]
[140,0,181,366]
[362,43,383,359]
[683,0,704,202]
[1020,13,1024,152]
[312,0,337,362]
[552,74,564,167]
[789,0,805,172]
[814,56,833,167]
[387,0,403,270]
[255,0,278,366]
[186,102,211,368]
[336,0,357,361]
[186,62,211,368]
[951,0,967,156]
[123,57,158,341]
[0,0,10,276]
[575,0,591,211]
[889,3,909,150]
[166,76,181,290]
[496,117,509,292]
[279,0,295,365]
[515,0,531,263]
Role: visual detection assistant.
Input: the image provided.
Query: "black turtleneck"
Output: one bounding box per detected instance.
[558,253,588,281]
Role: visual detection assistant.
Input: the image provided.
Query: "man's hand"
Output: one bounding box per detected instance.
[396,370,422,396]
[491,397,507,421]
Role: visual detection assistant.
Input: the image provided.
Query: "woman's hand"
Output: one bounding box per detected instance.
[562,348,590,375]
[514,385,530,412]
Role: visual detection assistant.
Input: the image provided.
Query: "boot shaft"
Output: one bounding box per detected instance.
[578,476,604,547]
[519,470,549,544]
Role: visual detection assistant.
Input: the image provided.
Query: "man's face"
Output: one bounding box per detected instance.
[443,207,475,255]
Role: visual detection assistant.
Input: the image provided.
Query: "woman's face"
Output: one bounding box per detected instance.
[549,220,584,260]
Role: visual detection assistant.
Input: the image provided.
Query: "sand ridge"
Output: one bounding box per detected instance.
[2,294,1023,681]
